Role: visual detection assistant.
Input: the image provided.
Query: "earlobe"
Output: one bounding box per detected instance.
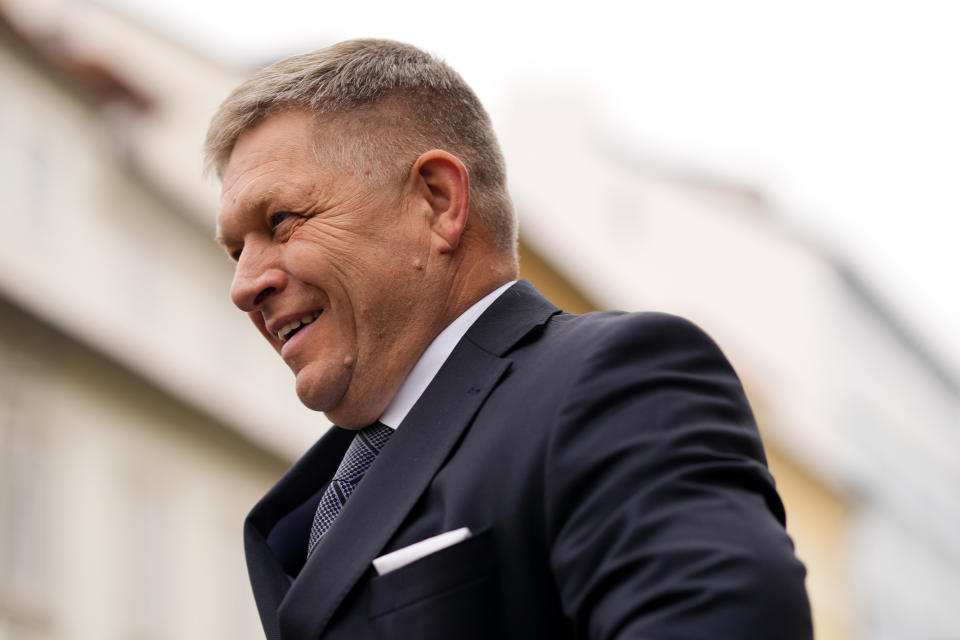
[412,150,470,253]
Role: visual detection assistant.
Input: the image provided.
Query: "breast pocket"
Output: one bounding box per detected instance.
[368,529,496,640]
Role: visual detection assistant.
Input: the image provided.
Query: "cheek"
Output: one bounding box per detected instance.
[295,217,367,252]
[356,275,422,342]
[286,234,369,283]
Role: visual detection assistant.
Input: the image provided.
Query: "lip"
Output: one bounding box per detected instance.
[276,309,324,359]
[266,308,324,339]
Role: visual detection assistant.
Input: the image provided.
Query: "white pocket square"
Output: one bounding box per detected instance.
[372,527,472,576]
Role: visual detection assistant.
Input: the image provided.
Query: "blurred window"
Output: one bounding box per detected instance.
[0,349,51,637]
[122,478,173,640]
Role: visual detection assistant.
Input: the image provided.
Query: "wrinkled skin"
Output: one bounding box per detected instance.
[216,110,453,429]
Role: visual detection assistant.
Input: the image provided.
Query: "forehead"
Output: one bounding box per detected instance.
[221,111,318,197]
[216,112,324,231]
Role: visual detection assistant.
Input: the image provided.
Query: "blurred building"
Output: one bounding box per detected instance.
[1,2,957,639]
[500,96,960,640]
[0,4,321,639]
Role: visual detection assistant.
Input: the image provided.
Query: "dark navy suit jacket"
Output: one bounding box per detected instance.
[243,281,813,639]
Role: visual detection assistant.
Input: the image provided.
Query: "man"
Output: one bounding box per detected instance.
[206,39,812,639]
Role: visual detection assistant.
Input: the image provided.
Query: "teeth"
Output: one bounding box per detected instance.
[277,310,322,342]
[277,320,301,342]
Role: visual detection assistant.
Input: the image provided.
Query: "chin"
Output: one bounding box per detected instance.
[294,366,348,414]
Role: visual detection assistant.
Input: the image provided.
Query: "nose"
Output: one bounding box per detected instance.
[230,247,287,312]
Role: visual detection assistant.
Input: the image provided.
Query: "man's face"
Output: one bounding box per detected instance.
[216,110,434,428]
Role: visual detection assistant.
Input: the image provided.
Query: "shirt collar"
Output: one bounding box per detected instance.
[378,281,516,429]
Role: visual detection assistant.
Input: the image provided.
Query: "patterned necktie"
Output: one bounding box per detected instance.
[307,421,394,556]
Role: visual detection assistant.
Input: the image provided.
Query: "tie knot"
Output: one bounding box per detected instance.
[308,421,394,555]
[361,421,394,450]
[331,422,394,484]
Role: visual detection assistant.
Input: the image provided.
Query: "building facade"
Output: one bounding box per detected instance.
[500,93,960,640]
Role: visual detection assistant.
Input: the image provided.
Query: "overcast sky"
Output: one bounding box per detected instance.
[104,0,960,376]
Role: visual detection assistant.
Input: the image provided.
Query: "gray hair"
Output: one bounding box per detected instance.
[204,39,516,254]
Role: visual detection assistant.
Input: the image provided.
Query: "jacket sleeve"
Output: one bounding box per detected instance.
[544,313,813,640]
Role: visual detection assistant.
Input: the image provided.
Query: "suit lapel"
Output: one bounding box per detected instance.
[275,281,561,638]
[243,524,292,640]
[245,427,354,640]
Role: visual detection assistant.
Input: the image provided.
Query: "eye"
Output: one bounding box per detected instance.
[269,211,293,229]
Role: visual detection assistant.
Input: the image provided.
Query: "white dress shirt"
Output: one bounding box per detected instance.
[378,281,515,429]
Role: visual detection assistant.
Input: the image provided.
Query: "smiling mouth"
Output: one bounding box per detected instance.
[277,310,323,343]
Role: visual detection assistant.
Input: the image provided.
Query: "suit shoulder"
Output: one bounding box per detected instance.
[553,308,709,333]
[550,310,726,357]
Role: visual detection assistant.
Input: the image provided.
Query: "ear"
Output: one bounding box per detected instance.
[410,150,470,253]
